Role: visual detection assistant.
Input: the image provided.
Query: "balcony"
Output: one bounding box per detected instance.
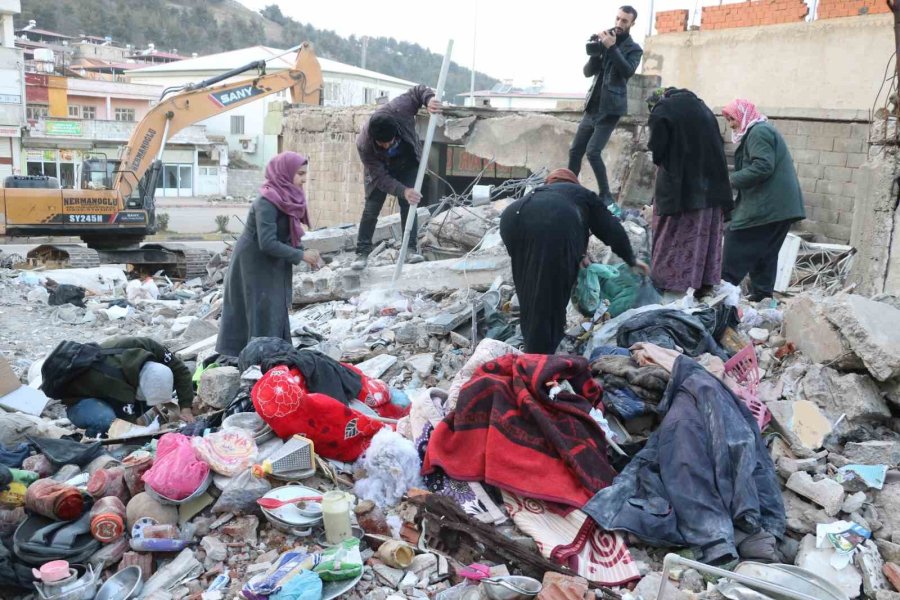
[25,117,212,146]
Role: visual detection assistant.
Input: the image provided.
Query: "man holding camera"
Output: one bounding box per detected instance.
[568,6,643,209]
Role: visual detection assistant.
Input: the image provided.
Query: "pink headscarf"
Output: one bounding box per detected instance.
[259,151,309,247]
[723,99,768,145]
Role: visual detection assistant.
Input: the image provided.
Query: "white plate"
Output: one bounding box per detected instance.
[261,485,323,526]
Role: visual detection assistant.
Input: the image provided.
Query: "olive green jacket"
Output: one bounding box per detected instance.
[729,121,806,230]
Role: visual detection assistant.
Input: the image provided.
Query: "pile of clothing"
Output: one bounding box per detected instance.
[590,347,670,420]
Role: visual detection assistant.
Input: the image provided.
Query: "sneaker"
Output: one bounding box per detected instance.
[351,254,368,271]
[406,252,425,264]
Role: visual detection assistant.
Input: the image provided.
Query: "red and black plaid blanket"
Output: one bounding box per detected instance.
[422,353,616,508]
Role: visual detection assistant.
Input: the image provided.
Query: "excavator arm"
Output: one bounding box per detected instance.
[114,42,322,199]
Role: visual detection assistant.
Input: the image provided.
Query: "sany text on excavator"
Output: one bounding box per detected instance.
[0,42,322,278]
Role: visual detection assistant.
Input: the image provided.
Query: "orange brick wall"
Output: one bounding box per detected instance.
[817,0,889,19]
[701,0,809,30]
[656,9,690,33]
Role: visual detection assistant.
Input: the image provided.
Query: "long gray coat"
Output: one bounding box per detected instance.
[216,196,304,357]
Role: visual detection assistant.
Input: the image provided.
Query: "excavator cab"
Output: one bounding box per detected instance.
[80,155,116,191]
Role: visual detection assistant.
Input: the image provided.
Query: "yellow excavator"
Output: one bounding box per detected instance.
[0,42,322,278]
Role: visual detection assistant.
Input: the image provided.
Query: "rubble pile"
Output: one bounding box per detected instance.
[3,198,900,600]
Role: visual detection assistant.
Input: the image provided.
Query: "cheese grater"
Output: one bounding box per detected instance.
[255,435,316,479]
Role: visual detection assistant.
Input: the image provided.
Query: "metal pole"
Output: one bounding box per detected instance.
[392,40,453,285]
[470,0,477,106]
[648,0,655,36]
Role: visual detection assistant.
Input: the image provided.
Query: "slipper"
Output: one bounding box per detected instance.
[457,563,491,581]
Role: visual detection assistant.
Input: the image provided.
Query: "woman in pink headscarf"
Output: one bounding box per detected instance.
[721,99,805,302]
[216,151,323,357]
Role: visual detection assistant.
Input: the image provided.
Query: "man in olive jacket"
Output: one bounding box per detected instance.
[568,6,643,206]
[351,85,442,271]
[60,336,194,435]
[721,99,805,301]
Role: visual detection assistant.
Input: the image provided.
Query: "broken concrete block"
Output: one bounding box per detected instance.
[837,464,889,492]
[795,534,863,599]
[876,591,900,600]
[768,400,833,452]
[424,304,480,335]
[783,490,833,536]
[825,294,900,382]
[426,201,508,250]
[777,456,821,477]
[843,492,869,515]
[222,515,259,545]
[786,472,846,516]
[857,540,889,597]
[181,318,219,344]
[200,535,227,565]
[355,355,397,379]
[876,481,900,541]
[405,354,435,378]
[784,294,862,369]
[373,564,405,588]
[197,367,240,410]
[799,365,891,424]
[844,441,900,467]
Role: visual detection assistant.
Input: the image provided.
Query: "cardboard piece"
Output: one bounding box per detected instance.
[0,357,49,417]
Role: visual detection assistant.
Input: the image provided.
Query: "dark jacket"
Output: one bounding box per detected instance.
[583,356,785,565]
[216,197,303,357]
[64,336,194,412]
[730,121,806,230]
[648,89,733,217]
[583,35,643,116]
[357,84,435,199]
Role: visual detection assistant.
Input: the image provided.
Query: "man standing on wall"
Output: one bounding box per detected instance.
[568,6,643,210]
[351,84,442,271]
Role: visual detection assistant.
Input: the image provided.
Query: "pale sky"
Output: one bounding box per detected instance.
[239,0,801,94]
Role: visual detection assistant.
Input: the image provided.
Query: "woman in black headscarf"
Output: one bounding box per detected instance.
[499,168,648,354]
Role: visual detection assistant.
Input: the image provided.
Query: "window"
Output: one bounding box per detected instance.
[230,115,245,135]
[200,166,218,176]
[68,105,80,118]
[114,108,135,122]
[82,106,96,120]
[364,87,376,104]
[26,104,49,120]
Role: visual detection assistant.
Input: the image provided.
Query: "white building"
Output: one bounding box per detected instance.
[0,0,25,180]
[459,80,584,110]
[128,46,416,173]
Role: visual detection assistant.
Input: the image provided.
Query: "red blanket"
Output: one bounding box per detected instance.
[422,354,615,508]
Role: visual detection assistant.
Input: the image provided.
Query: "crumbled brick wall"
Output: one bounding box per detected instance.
[701,0,808,30]
[719,117,869,244]
[655,9,690,33]
[818,0,889,19]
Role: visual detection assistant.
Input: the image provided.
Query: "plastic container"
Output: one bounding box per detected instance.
[724,345,771,432]
[89,497,126,543]
[121,452,153,497]
[322,491,353,545]
[87,468,129,504]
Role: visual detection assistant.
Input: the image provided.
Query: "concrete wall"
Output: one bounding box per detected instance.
[717,111,870,244]
[280,104,652,229]
[643,14,893,112]
[226,167,265,200]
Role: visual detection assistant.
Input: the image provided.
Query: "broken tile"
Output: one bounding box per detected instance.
[786,472,846,516]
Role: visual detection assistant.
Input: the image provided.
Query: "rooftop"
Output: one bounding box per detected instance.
[128,45,416,86]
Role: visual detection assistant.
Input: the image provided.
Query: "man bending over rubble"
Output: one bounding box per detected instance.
[500,168,649,354]
[41,336,195,436]
[351,84,442,271]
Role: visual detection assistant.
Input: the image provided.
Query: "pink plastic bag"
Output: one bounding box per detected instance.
[141,433,209,501]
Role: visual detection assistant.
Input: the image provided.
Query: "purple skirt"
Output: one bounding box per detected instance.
[651,206,724,292]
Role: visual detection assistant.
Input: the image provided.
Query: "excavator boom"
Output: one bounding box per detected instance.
[115,43,322,199]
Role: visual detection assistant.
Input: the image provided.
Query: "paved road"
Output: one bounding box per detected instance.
[0,240,227,258]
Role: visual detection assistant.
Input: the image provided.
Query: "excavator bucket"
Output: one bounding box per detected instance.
[290,42,323,106]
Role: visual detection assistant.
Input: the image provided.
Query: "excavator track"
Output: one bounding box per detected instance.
[26,244,102,270]
[26,243,212,280]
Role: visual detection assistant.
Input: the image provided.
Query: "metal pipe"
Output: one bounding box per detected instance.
[658,554,823,600]
[155,115,172,162]
[392,39,453,284]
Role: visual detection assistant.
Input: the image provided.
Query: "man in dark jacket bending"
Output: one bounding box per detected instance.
[568,6,643,208]
[351,85,442,271]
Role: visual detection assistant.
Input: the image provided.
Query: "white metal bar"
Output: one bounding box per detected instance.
[392,40,453,285]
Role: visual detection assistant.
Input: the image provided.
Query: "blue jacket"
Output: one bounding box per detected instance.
[583,356,785,564]
[583,35,643,116]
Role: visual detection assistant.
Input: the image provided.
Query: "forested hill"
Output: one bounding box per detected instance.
[16,0,499,100]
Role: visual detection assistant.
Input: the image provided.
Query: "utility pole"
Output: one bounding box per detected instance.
[361,36,368,70]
